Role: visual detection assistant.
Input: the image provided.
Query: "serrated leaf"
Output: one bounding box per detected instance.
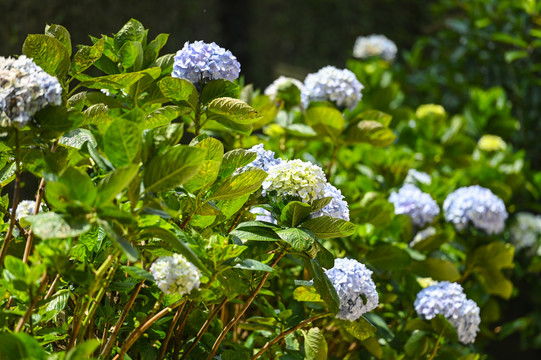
[142,106,189,129]
[45,167,97,209]
[59,128,97,149]
[144,145,205,193]
[345,317,377,341]
[0,162,16,187]
[303,327,327,360]
[365,244,411,271]
[281,201,312,227]
[277,228,315,251]
[300,216,356,239]
[207,97,261,124]
[143,33,169,67]
[305,107,344,140]
[353,110,392,127]
[71,37,104,74]
[158,77,198,109]
[104,119,141,168]
[310,197,332,212]
[201,79,240,104]
[45,24,71,56]
[77,71,147,91]
[118,40,144,71]
[22,34,70,78]
[25,212,91,239]
[231,225,281,242]
[219,149,257,179]
[209,169,267,200]
[430,314,458,342]
[114,18,145,51]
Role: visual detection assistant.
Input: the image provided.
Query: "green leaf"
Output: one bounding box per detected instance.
[474,267,513,299]
[207,97,262,124]
[76,71,148,91]
[65,339,100,360]
[25,212,91,239]
[469,242,514,271]
[145,122,184,155]
[234,259,274,272]
[201,79,240,104]
[142,106,188,129]
[491,32,528,48]
[303,327,327,360]
[216,194,250,219]
[353,110,392,127]
[22,34,70,78]
[122,265,154,281]
[277,228,315,251]
[96,164,139,205]
[410,258,460,281]
[158,77,198,109]
[144,145,205,193]
[71,37,105,74]
[304,258,340,314]
[42,288,69,322]
[0,332,47,360]
[293,285,323,302]
[209,169,267,200]
[231,224,281,242]
[365,244,411,271]
[104,119,141,168]
[344,120,396,146]
[504,50,528,63]
[300,216,356,239]
[305,107,344,140]
[0,162,16,187]
[184,137,224,193]
[143,33,169,67]
[4,255,29,281]
[281,201,312,227]
[45,24,71,56]
[35,106,84,132]
[345,317,377,341]
[404,331,431,357]
[100,221,138,262]
[219,149,257,179]
[114,18,145,51]
[59,128,97,149]
[118,40,144,71]
[46,167,97,209]
[430,314,458,342]
[310,197,332,212]
[314,241,334,269]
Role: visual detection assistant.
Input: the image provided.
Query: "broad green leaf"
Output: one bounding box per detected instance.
[305,107,344,140]
[216,194,250,219]
[234,259,274,272]
[118,40,144,71]
[277,228,315,251]
[0,162,16,187]
[404,331,431,357]
[114,18,146,51]
[184,137,224,193]
[231,225,281,242]
[353,110,392,127]
[41,289,69,322]
[65,340,100,360]
[4,255,29,281]
[207,97,262,124]
[410,258,461,281]
[153,53,175,75]
[104,119,141,168]
[22,34,70,78]
[158,77,198,109]
[76,71,147,91]
[345,317,377,341]
[35,106,84,132]
[96,165,139,205]
[314,241,334,269]
[365,244,411,271]
[209,169,267,201]
[345,120,396,146]
[505,50,528,63]
[59,128,97,149]
[430,314,458,342]
[310,197,332,212]
[304,258,340,314]
[46,167,97,209]
[469,242,514,271]
[294,285,323,302]
[143,33,169,67]
[300,216,356,239]
[219,149,257,179]
[144,145,205,193]
[145,123,184,157]
[122,265,154,281]
[491,32,528,48]
[475,267,513,299]
[303,327,327,360]
[45,24,71,55]
[0,333,47,360]
[25,212,91,239]
[71,37,105,74]
[201,79,240,104]
[142,106,189,129]
[100,220,138,262]
[281,201,312,227]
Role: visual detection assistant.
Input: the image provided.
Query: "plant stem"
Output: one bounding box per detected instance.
[227,211,243,233]
[113,298,187,360]
[0,129,21,266]
[194,79,204,135]
[172,301,195,359]
[44,273,61,300]
[326,142,339,180]
[14,272,48,332]
[157,301,187,360]
[206,252,285,360]
[428,329,445,360]
[250,313,329,360]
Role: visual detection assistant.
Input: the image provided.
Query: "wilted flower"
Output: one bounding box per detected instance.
[264,76,304,100]
[311,183,350,221]
[241,144,282,173]
[478,135,506,152]
[443,185,507,235]
[325,258,379,321]
[150,253,201,296]
[301,66,364,110]
[414,281,481,344]
[0,55,62,128]
[389,184,440,227]
[172,41,241,85]
[509,212,541,252]
[262,159,327,204]
[353,34,397,61]
[404,169,431,186]
[250,207,277,224]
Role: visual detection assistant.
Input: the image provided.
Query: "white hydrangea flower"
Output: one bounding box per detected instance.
[353,34,397,61]
[1,55,62,128]
[250,207,277,224]
[150,253,201,296]
[409,226,437,248]
[389,184,440,228]
[301,66,364,110]
[414,281,481,344]
[262,159,327,204]
[404,169,431,186]
[311,183,350,221]
[325,258,379,321]
[443,185,507,235]
[241,144,282,173]
[264,76,304,100]
[509,212,541,252]
[13,200,37,220]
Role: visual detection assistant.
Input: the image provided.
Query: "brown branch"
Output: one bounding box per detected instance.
[157,300,188,360]
[172,301,195,359]
[14,272,48,332]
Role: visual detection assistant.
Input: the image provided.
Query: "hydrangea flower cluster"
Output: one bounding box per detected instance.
[242,144,282,172]
[409,226,437,248]
[14,200,37,220]
[325,258,379,321]
[301,66,364,110]
[353,34,397,61]
[478,134,507,152]
[250,207,277,224]
[414,281,481,344]
[404,169,431,186]
[150,253,201,296]
[311,183,350,221]
[264,76,304,100]
[389,184,440,227]
[262,159,327,204]
[443,185,508,235]
[509,212,541,252]
[0,55,62,128]
[172,41,241,85]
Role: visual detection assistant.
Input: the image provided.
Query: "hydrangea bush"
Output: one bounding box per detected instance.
[0,18,537,360]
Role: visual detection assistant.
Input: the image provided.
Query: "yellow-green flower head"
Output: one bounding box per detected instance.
[415,104,446,122]
[478,134,506,152]
[262,159,327,203]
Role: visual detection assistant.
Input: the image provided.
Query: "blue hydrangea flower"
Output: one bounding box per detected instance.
[509,212,541,252]
[404,169,431,186]
[414,281,481,344]
[242,144,282,173]
[443,185,507,235]
[389,184,440,227]
[353,34,397,61]
[301,66,364,110]
[311,183,350,221]
[325,258,379,321]
[172,41,241,85]
[0,55,62,128]
[250,207,277,224]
